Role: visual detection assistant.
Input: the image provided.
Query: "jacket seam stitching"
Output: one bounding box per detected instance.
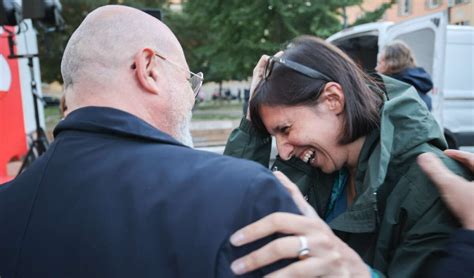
[13,139,61,277]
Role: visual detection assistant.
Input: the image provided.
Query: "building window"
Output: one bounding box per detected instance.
[455,0,470,4]
[399,0,412,16]
[427,0,442,8]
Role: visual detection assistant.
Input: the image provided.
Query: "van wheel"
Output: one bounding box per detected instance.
[445,133,458,150]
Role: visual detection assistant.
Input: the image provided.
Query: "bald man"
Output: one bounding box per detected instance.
[0,5,300,277]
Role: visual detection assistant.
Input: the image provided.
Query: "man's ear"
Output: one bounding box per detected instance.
[134,48,160,94]
[320,82,345,115]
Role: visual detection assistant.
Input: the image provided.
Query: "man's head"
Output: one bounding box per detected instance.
[61,5,196,146]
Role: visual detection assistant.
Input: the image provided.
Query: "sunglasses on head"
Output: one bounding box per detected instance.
[264,56,332,82]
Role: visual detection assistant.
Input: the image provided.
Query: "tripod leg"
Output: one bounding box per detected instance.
[17,146,37,176]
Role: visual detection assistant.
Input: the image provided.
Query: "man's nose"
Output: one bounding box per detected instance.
[276,138,295,161]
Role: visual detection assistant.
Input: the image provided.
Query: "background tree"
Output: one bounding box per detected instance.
[35,0,390,84]
[166,0,367,86]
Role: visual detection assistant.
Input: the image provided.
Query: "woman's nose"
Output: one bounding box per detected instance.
[276,139,295,161]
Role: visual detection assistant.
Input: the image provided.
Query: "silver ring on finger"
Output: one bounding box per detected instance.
[297,236,311,260]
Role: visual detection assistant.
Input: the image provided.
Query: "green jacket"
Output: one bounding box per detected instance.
[224,76,473,277]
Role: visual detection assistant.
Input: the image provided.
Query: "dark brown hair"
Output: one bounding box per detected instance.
[250,35,383,144]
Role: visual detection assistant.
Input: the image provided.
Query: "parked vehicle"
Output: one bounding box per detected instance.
[327,12,474,149]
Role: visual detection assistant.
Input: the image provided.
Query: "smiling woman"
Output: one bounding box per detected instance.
[224,35,472,277]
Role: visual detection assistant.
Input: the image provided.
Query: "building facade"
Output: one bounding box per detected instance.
[346,0,473,26]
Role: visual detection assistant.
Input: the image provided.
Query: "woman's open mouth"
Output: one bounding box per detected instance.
[301,149,316,165]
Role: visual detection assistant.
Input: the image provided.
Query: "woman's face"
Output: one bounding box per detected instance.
[259,102,349,174]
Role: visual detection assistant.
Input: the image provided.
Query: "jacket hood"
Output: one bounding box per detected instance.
[389,67,433,94]
[365,75,446,204]
[379,75,445,157]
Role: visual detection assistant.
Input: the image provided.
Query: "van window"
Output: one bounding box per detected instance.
[332,35,379,72]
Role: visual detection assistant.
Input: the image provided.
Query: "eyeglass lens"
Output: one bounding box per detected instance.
[190,72,203,96]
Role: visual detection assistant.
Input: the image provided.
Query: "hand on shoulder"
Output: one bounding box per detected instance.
[418,150,474,230]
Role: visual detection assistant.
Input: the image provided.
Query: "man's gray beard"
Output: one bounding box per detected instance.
[175,112,194,148]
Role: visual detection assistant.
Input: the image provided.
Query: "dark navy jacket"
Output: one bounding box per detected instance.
[432,229,474,277]
[389,67,433,111]
[0,107,299,278]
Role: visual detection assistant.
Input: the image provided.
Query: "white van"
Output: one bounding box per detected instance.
[327,12,474,148]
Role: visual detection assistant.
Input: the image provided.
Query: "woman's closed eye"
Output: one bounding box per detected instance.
[277,125,291,135]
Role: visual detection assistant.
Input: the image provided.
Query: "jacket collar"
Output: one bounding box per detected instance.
[329,129,380,233]
[54,106,187,148]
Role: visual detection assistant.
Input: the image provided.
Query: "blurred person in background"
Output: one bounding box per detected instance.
[376,40,433,111]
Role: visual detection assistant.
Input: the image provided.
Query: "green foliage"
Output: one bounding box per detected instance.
[36,0,390,84]
[166,0,362,83]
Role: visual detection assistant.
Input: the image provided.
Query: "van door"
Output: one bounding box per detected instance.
[380,12,448,125]
[442,26,474,148]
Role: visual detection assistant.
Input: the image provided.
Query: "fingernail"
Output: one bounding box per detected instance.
[231,260,246,275]
[230,231,244,246]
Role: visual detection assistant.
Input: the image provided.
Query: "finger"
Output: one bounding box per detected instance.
[230,213,319,247]
[273,171,299,194]
[231,234,337,276]
[274,50,284,58]
[273,171,318,218]
[253,55,270,75]
[230,236,300,275]
[444,149,474,171]
[249,55,270,100]
[417,153,468,193]
[266,257,335,278]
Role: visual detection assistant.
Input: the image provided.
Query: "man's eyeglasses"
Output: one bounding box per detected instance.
[264,56,332,82]
[154,52,204,98]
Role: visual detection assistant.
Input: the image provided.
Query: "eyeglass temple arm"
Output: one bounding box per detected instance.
[154,52,202,80]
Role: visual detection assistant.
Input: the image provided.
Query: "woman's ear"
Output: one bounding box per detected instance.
[134,48,160,95]
[320,82,345,115]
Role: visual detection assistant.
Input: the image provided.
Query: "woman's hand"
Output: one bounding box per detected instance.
[418,150,474,230]
[273,171,318,218]
[246,55,270,121]
[229,172,370,277]
[246,52,283,120]
[229,213,370,277]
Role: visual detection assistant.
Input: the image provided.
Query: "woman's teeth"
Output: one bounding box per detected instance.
[302,149,315,164]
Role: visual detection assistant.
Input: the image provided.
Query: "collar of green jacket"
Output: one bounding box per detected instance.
[328,75,447,233]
